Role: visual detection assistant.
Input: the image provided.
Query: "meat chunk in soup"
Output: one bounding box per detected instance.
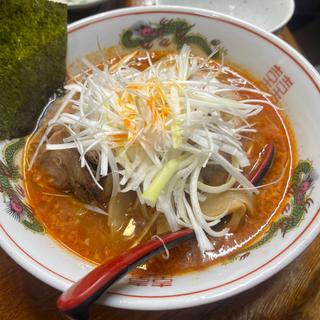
[39,127,102,203]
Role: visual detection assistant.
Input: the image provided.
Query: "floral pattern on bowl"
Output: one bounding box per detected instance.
[0,138,315,261]
[233,160,316,261]
[1,7,320,311]
[120,18,223,55]
[0,139,43,233]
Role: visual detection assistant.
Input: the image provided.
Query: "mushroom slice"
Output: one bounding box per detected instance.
[108,191,137,235]
[200,191,255,232]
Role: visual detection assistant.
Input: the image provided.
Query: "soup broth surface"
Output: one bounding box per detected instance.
[23,51,295,275]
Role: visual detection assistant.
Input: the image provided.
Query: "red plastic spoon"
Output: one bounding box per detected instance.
[57,143,275,320]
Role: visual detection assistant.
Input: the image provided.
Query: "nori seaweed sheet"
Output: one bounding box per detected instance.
[0,0,67,139]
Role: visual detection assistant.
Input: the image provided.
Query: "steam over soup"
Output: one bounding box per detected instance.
[23,46,294,275]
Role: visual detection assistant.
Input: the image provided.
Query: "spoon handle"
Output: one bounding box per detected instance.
[249,142,275,186]
[57,228,195,319]
[57,142,275,319]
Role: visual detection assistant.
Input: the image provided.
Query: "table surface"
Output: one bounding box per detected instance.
[1,2,319,320]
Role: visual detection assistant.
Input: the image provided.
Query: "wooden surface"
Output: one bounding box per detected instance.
[1,2,318,320]
[1,234,320,320]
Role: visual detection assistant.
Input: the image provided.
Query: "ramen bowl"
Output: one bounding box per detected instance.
[1,6,320,311]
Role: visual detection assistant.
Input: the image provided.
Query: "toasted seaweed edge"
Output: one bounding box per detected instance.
[0,0,67,139]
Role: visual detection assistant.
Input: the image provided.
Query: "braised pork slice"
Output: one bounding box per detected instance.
[39,127,102,204]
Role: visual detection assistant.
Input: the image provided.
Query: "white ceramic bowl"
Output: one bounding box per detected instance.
[157,0,295,33]
[1,6,320,311]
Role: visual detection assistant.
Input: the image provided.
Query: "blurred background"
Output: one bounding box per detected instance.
[288,0,320,71]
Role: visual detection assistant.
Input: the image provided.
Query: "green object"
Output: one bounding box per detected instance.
[232,160,314,261]
[0,0,67,139]
[143,158,181,206]
[0,138,44,233]
[121,19,220,57]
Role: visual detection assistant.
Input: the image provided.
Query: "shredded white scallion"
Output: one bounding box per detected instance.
[30,45,273,252]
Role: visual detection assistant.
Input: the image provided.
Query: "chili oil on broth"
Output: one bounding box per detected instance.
[22,50,295,276]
